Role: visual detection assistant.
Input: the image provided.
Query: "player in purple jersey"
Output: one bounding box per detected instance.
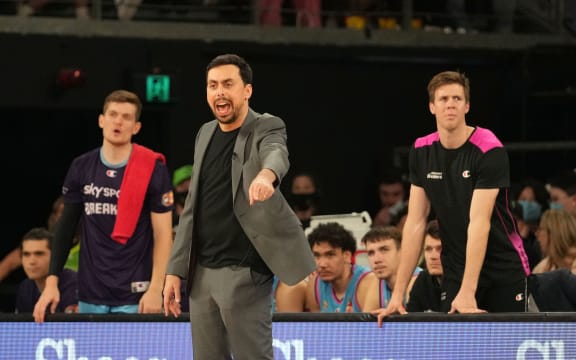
[33,90,174,323]
[374,71,530,326]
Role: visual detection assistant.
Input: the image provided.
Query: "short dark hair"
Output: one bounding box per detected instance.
[308,222,356,254]
[548,170,576,196]
[426,220,440,239]
[361,225,402,249]
[427,71,470,103]
[206,53,253,85]
[21,227,53,250]
[514,177,550,211]
[103,89,142,121]
[378,167,406,186]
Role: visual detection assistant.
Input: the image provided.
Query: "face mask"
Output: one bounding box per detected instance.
[288,193,319,211]
[517,200,542,223]
[549,202,564,210]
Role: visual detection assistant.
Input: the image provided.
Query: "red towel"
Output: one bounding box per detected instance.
[111,143,166,245]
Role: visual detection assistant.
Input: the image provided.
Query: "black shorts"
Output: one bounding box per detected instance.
[441,277,527,313]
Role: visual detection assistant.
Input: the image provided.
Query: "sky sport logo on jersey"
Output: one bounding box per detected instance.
[82,183,120,199]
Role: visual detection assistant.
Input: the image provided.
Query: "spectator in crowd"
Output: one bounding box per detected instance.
[162,53,315,360]
[361,225,422,311]
[33,89,174,322]
[286,171,321,229]
[15,227,78,314]
[515,177,550,219]
[406,219,443,312]
[527,265,576,312]
[372,168,408,227]
[0,194,74,312]
[511,176,549,270]
[510,201,542,271]
[547,169,576,217]
[533,209,576,274]
[373,71,530,326]
[306,222,375,312]
[527,177,576,311]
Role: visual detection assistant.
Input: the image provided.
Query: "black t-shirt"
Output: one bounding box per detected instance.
[196,126,269,274]
[409,127,530,286]
[406,270,442,312]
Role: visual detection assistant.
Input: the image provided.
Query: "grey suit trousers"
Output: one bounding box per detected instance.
[188,265,274,360]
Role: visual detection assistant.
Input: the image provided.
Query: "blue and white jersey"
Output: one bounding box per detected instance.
[314,264,371,313]
[379,266,423,308]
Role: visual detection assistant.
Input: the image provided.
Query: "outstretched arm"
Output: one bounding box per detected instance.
[249,168,277,205]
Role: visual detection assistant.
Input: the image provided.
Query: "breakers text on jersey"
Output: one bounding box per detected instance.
[84,202,117,215]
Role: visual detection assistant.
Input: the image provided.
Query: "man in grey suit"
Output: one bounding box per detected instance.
[163,53,315,359]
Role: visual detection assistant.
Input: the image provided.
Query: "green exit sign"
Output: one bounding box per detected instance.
[146,75,171,103]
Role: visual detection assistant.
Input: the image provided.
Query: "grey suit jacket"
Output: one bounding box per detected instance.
[166,108,315,287]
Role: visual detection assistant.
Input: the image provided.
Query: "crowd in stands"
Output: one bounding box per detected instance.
[2,0,574,35]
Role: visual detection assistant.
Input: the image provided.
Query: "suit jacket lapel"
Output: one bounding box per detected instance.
[232,109,257,203]
[192,121,217,195]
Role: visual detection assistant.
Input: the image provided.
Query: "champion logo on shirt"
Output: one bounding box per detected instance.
[462,170,471,178]
[106,169,117,178]
[426,171,443,180]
